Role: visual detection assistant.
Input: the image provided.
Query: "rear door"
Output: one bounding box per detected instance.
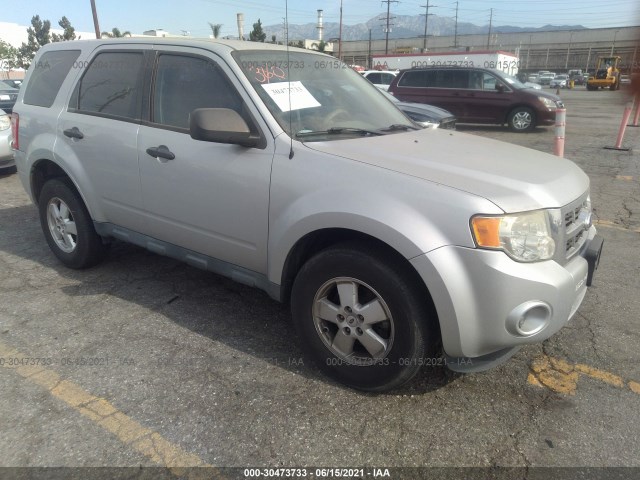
[56,45,151,230]
[137,47,274,273]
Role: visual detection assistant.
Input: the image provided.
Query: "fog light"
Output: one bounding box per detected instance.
[506,301,552,337]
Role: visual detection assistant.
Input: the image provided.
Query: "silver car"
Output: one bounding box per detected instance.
[12,39,603,391]
[0,109,14,172]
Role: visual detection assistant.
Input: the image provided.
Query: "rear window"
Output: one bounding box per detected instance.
[23,50,80,107]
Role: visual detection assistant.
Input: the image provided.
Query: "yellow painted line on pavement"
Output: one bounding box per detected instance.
[595,219,640,234]
[0,340,216,478]
[528,354,639,396]
[615,175,634,181]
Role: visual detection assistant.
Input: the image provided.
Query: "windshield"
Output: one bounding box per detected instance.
[493,70,527,89]
[233,50,414,141]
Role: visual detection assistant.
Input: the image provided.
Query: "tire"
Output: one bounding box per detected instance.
[290,244,438,392]
[507,107,536,132]
[38,178,109,269]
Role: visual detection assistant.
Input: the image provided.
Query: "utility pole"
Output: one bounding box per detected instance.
[368,29,372,69]
[90,0,101,39]
[486,8,493,50]
[338,0,343,61]
[381,0,398,55]
[420,1,437,52]
[565,30,574,69]
[453,1,459,49]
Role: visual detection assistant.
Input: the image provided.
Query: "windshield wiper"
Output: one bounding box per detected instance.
[296,127,383,138]
[379,123,419,132]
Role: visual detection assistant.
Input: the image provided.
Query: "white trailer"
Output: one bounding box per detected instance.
[371,50,520,76]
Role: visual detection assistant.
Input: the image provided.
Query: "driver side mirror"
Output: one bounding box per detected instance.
[189,108,259,148]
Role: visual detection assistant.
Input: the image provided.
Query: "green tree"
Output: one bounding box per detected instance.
[208,23,223,39]
[288,40,304,48]
[17,15,51,68]
[0,39,18,69]
[310,40,327,52]
[101,28,131,38]
[249,19,266,42]
[51,16,76,42]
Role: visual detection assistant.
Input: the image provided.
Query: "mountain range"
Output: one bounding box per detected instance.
[263,13,586,42]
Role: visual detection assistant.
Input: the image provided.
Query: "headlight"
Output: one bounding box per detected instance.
[538,97,557,109]
[471,210,556,262]
[0,114,10,131]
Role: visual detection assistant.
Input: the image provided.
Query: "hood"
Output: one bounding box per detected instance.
[304,129,589,213]
[396,102,454,120]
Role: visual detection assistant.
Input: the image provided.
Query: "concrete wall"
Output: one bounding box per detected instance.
[339,26,640,73]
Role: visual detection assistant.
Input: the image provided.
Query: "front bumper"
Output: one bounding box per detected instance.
[411,227,602,366]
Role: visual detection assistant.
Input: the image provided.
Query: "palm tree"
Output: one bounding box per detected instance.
[208,23,223,39]
[310,40,327,52]
[101,28,131,38]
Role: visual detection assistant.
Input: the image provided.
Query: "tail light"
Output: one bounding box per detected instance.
[10,112,18,151]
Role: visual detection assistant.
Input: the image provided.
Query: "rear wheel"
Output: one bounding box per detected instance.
[38,179,109,269]
[291,244,438,392]
[508,107,536,132]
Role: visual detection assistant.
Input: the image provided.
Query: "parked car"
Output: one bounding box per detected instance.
[1,79,22,89]
[361,70,398,91]
[537,72,556,85]
[13,39,602,392]
[523,81,542,90]
[0,109,14,173]
[550,74,569,89]
[526,74,539,83]
[0,86,19,113]
[572,74,587,86]
[388,66,564,132]
[379,89,456,129]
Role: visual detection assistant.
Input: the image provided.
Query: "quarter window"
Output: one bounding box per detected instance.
[23,50,80,107]
[76,52,144,120]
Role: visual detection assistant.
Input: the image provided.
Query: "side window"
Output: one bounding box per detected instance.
[152,54,244,130]
[366,73,381,84]
[469,71,483,90]
[76,51,144,120]
[399,71,426,87]
[483,73,498,91]
[23,50,80,107]
[380,73,394,85]
[436,70,468,89]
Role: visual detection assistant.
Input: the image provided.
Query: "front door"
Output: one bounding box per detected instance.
[137,49,274,274]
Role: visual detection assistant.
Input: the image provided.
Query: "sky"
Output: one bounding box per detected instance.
[2,0,639,40]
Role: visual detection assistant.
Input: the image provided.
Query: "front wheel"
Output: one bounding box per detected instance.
[38,179,109,269]
[508,107,536,132]
[291,244,438,392]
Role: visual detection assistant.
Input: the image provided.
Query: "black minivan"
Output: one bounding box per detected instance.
[388,67,564,132]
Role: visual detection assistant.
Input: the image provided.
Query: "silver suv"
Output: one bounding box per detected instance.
[12,39,603,392]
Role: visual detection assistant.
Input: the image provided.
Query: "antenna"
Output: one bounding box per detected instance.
[285,0,294,159]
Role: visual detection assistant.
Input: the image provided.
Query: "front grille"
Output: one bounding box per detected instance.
[562,197,591,260]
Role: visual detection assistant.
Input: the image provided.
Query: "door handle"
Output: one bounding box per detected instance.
[63,127,84,140]
[146,145,175,161]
